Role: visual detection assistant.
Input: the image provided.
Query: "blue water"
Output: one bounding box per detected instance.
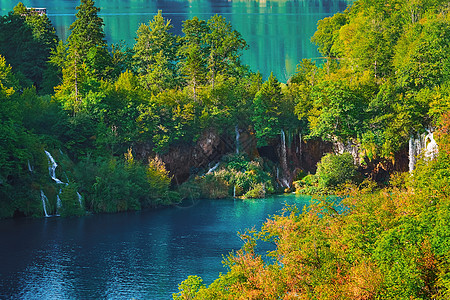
[0,194,312,299]
[0,0,353,81]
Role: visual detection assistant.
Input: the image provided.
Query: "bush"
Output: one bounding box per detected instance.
[178,154,274,199]
[59,185,85,217]
[294,174,324,195]
[316,152,358,189]
[244,183,266,199]
[74,151,179,213]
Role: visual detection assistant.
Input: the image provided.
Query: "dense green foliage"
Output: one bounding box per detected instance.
[179,154,275,199]
[1,0,449,220]
[1,0,450,297]
[173,115,450,300]
[0,1,258,218]
[295,152,359,194]
[304,0,450,158]
[170,0,450,298]
[0,3,58,92]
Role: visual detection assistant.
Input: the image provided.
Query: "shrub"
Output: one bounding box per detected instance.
[244,183,266,199]
[74,152,179,213]
[316,152,358,189]
[178,154,274,199]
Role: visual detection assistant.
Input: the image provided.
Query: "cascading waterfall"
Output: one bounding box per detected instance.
[44,150,64,184]
[280,129,290,188]
[424,130,438,160]
[56,194,62,215]
[40,190,50,217]
[41,150,85,215]
[44,150,69,216]
[235,125,240,154]
[27,160,33,173]
[280,130,287,171]
[77,192,83,207]
[409,130,439,173]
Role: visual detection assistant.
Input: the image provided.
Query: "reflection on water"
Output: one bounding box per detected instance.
[0,195,311,299]
[0,0,352,81]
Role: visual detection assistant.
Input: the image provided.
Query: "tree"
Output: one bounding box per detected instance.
[308,80,368,142]
[0,56,42,217]
[0,3,58,91]
[205,15,248,87]
[394,14,450,90]
[252,73,283,145]
[177,17,209,100]
[312,12,348,59]
[133,11,177,92]
[55,0,112,113]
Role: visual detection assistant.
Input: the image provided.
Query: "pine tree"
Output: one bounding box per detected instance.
[177,17,209,100]
[55,0,112,113]
[252,73,282,145]
[133,11,177,92]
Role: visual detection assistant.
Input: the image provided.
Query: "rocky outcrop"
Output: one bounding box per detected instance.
[300,139,333,173]
[257,133,333,185]
[135,127,412,187]
[159,131,231,184]
[333,139,361,164]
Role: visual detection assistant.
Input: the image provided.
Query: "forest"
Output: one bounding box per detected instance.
[171,0,450,298]
[1,0,450,297]
[0,0,449,215]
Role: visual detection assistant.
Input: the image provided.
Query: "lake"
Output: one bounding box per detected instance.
[0,0,353,81]
[0,194,312,299]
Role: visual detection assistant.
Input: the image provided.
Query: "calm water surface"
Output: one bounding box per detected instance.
[0,0,352,81]
[0,194,311,299]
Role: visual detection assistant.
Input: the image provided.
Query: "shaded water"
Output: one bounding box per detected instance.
[0,194,312,299]
[0,0,352,81]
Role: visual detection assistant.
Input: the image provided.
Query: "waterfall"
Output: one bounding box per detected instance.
[280,130,287,172]
[424,131,438,160]
[56,194,62,214]
[280,130,290,188]
[27,160,33,173]
[235,125,240,154]
[408,136,416,173]
[207,162,220,174]
[299,133,302,156]
[409,130,439,173]
[40,190,50,217]
[77,192,83,207]
[233,186,236,198]
[44,150,64,184]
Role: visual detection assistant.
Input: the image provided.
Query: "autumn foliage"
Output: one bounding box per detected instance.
[174,119,450,299]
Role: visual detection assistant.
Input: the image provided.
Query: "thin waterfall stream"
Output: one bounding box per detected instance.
[280,129,290,188]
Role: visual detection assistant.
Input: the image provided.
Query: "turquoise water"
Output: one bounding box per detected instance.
[0,195,311,299]
[0,0,353,81]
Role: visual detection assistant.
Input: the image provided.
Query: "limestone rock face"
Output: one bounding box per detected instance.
[159,131,229,184]
[257,134,333,185]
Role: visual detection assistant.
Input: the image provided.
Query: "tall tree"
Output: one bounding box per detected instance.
[252,73,283,145]
[133,11,177,92]
[177,17,209,100]
[205,15,248,87]
[56,0,112,113]
[0,3,58,91]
